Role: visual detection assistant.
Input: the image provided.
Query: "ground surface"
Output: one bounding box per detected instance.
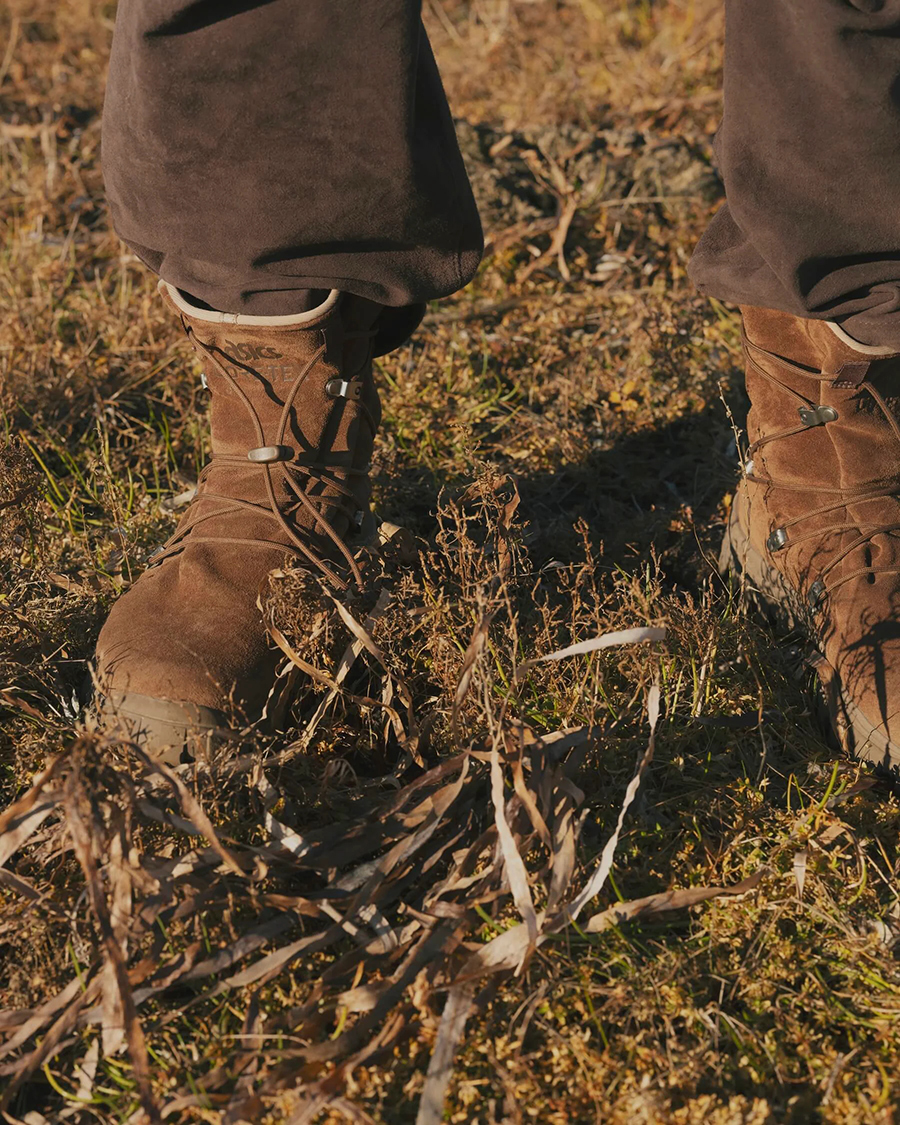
[3,2,900,1123]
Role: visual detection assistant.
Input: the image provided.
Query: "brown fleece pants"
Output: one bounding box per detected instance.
[102,0,900,347]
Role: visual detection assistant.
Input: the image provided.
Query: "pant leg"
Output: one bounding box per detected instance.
[689,0,900,347]
[101,0,483,319]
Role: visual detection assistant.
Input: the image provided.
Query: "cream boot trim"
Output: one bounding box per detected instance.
[158,279,340,326]
[826,319,898,356]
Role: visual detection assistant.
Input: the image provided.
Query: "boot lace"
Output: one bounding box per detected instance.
[146,323,379,592]
[744,334,900,607]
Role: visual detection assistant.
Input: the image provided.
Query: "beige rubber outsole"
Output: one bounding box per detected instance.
[719,503,900,773]
[97,689,235,765]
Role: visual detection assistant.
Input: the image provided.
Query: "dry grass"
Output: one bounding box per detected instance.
[3,2,900,1123]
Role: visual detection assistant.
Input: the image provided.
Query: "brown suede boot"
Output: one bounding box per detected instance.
[94,282,383,761]
[720,305,900,769]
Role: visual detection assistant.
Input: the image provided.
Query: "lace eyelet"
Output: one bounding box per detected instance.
[808,579,826,609]
[767,527,787,552]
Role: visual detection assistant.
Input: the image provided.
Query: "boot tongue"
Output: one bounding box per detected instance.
[197,323,338,461]
[824,361,900,574]
[183,309,379,543]
[834,362,900,488]
[745,308,900,491]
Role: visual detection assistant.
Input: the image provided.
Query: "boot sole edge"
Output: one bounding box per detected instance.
[97,690,234,765]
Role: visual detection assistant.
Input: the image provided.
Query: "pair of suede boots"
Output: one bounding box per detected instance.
[94,285,900,770]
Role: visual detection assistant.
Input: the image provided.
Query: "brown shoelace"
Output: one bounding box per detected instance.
[743,335,900,607]
[147,324,379,592]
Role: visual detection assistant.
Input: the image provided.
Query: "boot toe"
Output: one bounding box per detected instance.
[829,607,900,772]
[93,565,276,758]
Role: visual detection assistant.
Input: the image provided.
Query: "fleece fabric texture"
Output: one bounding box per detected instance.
[101,0,483,319]
[690,0,900,346]
[105,1,900,341]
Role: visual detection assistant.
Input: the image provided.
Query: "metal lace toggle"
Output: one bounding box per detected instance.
[247,445,293,464]
[797,404,838,428]
[767,527,787,552]
[325,378,363,401]
[200,371,209,390]
[808,579,826,609]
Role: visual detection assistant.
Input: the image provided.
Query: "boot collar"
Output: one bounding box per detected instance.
[158,280,340,327]
[826,319,899,357]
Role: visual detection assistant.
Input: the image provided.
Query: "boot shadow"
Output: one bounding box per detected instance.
[373,392,747,582]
